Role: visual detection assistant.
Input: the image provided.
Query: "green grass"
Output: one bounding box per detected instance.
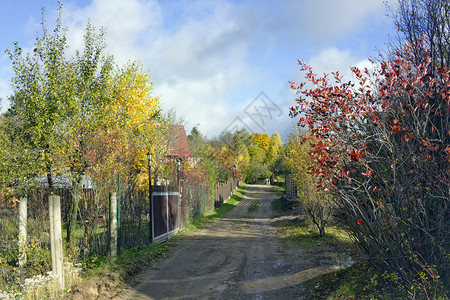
[115,241,175,280]
[271,197,286,216]
[183,184,246,231]
[270,184,285,196]
[302,260,404,299]
[270,185,287,217]
[81,185,247,278]
[278,220,404,299]
[279,221,353,250]
[85,241,173,278]
[86,185,248,280]
[67,238,177,299]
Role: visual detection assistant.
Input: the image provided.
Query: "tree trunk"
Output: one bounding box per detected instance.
[318,224,326,237]
[308,207,326,236]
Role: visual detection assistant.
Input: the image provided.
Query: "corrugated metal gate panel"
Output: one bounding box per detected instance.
[152,186,180,243]
[153,193,167,238]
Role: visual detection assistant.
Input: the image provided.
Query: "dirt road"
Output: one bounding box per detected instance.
[120,185,333,300]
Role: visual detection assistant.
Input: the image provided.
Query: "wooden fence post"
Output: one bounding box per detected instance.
[49,195,64,289]
[109,192,118,259]
[18,196,27,268]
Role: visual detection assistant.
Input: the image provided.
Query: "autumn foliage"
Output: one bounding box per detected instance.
[284,131,335,236]
[290,38,449,296]
[1,7,173,258]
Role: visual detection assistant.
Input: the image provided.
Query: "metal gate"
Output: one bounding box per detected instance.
[151,186,183,243]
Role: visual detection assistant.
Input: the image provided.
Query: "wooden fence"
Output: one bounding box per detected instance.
[214,177,239,209]
[285,173,297,199]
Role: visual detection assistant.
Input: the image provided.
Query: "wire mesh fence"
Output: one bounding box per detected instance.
[76,188,110,258]
[185,186,212,222]
[0,188,54,290]
[119,185,150,250]
[0,193,20,291]
[0,175,239,291]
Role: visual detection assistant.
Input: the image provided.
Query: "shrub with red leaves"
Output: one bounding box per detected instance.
[290,38,449,297]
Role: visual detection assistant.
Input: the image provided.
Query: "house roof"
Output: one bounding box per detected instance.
[166,125,192,158]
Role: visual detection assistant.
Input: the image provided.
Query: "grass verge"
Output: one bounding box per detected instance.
[271,197,286,216]
[279,221,353,250]
[302,260,404,299]
[270,185,286,217]
[68,185,247,298]
[270,184,285,196]
[278,218,404,299]
[94,240,175,281]
[69,239,177,298]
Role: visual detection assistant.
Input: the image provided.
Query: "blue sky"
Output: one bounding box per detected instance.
[0,0,397,139]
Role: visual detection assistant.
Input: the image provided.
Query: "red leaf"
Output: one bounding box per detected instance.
[361,169,374,176]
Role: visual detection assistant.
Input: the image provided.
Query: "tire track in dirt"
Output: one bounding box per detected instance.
[119,185,333,300]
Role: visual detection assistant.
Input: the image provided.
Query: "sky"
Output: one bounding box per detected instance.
[0,0,398,140]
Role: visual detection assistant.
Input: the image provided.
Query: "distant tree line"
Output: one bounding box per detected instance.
[187,127,284,188]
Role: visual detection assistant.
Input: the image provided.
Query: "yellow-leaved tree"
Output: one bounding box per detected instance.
[284,130,335,236]
[110,62,163,190]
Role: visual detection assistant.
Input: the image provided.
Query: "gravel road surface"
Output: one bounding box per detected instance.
[120,184,333,300]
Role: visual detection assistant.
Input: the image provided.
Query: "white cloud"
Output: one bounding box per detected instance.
[155,76,233,136]
[62,0,162,63]
[0,80,10,112]
[288,47,379,131]
[0,0,393,138]
[309,48,356,75]
[0,54,11,112]
[58,0,256,137]
[293,47,376,85]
